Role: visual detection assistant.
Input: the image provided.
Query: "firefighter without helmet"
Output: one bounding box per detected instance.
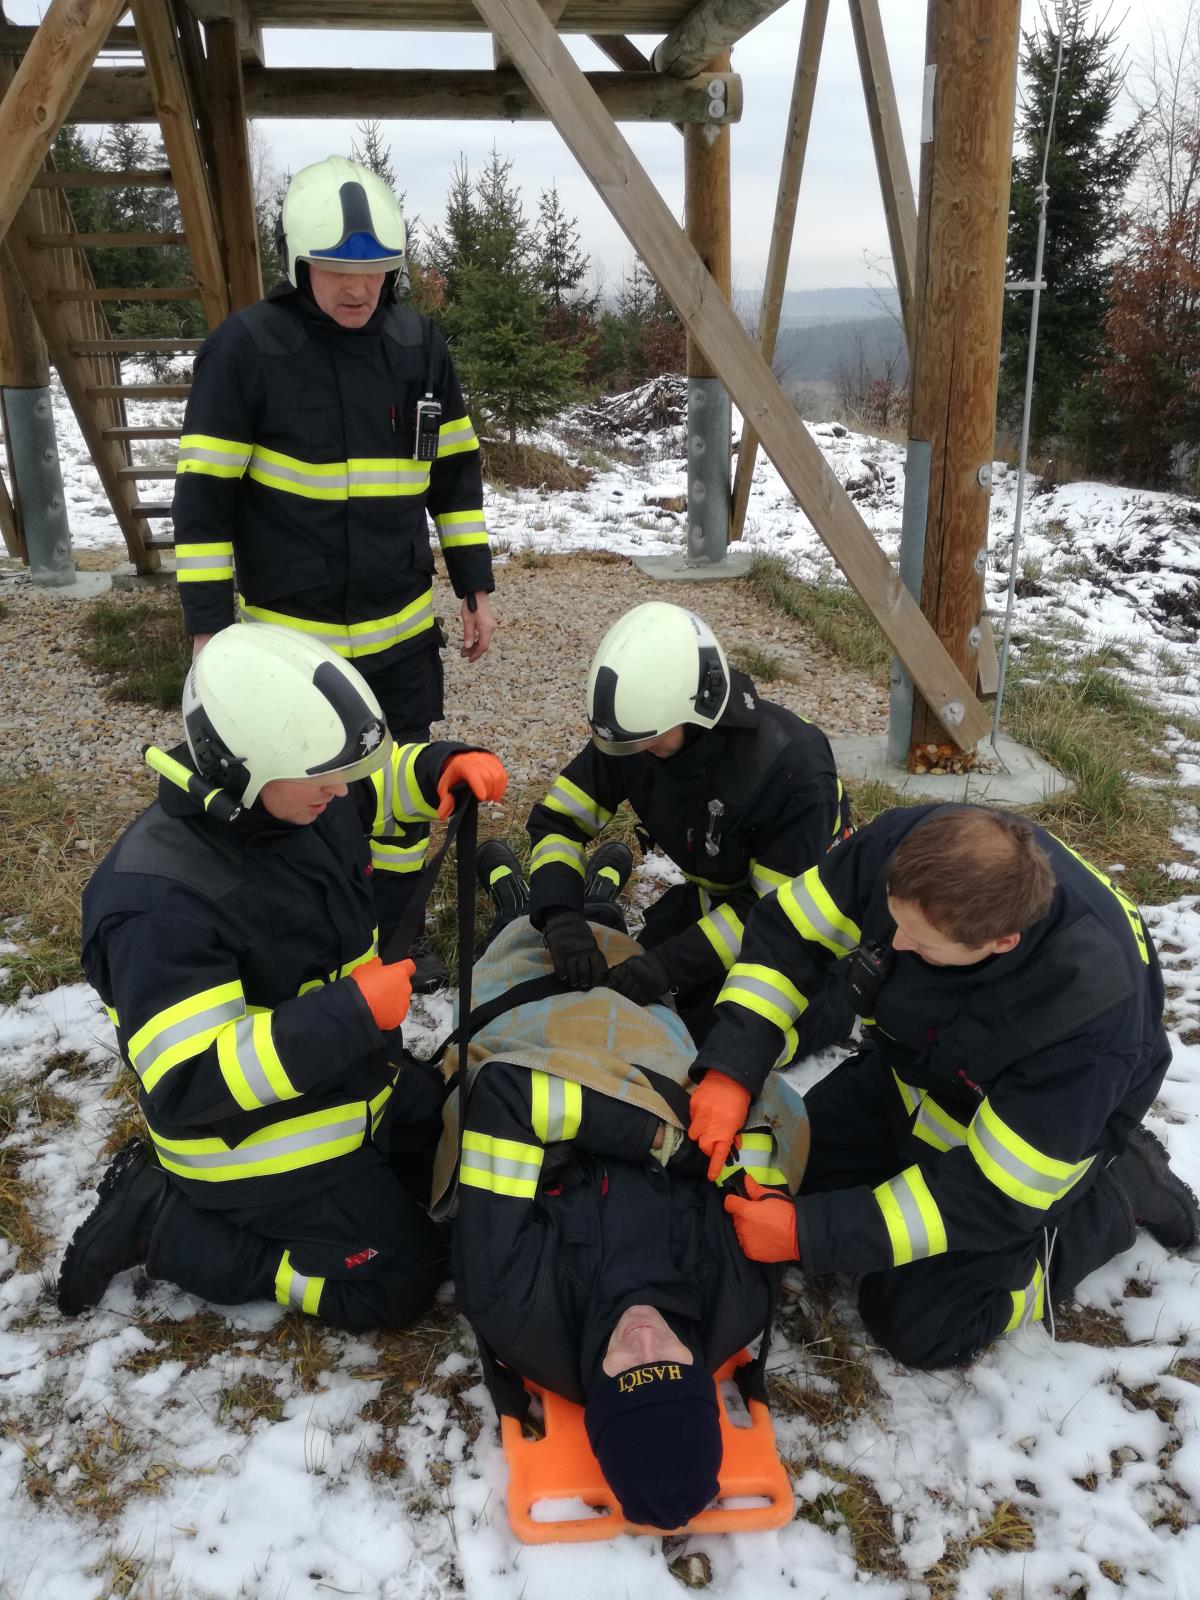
[183,624,393,804]
[278,155,407,284]
[586,602,731,756]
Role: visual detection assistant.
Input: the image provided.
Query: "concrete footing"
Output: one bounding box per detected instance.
[830,732,1070,806]
[111,557,178,592]
[633,549,752,582]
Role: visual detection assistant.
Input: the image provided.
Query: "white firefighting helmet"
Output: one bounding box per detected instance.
[586,602,731,756]
[278,155,407,285]
[183,624,392,805]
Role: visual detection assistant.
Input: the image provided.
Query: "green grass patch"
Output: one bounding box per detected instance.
[728,644,786,683]
[78,594,190,710]
[747,554,890,682]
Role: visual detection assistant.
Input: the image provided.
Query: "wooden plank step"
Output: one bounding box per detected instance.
[103,426,184,441]
[33,231,189,249]
[70,338,203,355]
[87,385,191,400]
[32,168,173,189]
[117,466,177,479]
[49,286,201,303]
[144,536,176,550]
[131,504,175,518]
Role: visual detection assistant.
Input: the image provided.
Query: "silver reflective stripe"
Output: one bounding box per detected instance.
[459,1146,542,1186]
[227,1017,284,1107]
[789,876,859,952]
[176,552,232,572]
[162,1114,364,1171]
[548,784,601,834]
[702,905,742,965]
[971,1118,1075,1201]
[178,444,249,469]
[379,759,396,837]
[287,1268,316,1308]
[249,452,348,490]
[914,1097,967,1150]
[738,1142,777,1171]
[134,996,244,1082]
[371,839,427,870]
[349,468,427,487]
[440,514,487,533]
[350,600,434,648]
[722,973,804,1021]
[541,1076,568,1142]
[884,1176,938,1260]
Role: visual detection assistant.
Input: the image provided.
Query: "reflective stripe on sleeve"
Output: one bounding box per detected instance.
[438,414,481,457]
[717,962,808,1033]
[217,1013,298,1112]
[717,1130,788,1187]
[750,859,790,898]
[1004,1259,1046,1332]
[458,1130,544,1199]
[176,433,252,479]
[530,1072,583,1143]
[240,589,434,660]
[874,1166,947,1265]
[127,981,245,1093]
[370,836,430,875]
[542,775,613,838]
[175,540,234,583]
[697,903,744,969]
[967,1100,1094,1210]
[435,508,489,548]
[149,1104,366,1182]
[274,1249,324,1316]
[530,833,586,876]
[777,867,862,956]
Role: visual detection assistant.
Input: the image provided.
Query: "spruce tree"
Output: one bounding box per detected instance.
[536,182,593,312]
[350,119,398,191]
[1000,0,1141,447]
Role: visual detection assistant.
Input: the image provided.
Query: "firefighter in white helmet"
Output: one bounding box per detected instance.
[173,155,496,981]
[59,624,507,1332]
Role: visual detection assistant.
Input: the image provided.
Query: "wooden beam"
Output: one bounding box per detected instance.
[847,0,917,365]
[495,0,564,68]
[32,230,189,247]
[32,166,173,188]
[906,0,1019,758]
[0,438,22,559]
[0,0,126,251]
[653,0,791,76]
[473,0,988,748]
[130,0,229,329]
[205,19,262,310]
[0,242,49,386]
[0,22,139,52]
[730,0,828,543]
[67,65,744,124]
[180,0,263,64]
[589,34,653,72]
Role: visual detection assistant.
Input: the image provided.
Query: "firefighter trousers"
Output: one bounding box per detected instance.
[801,1051,1137,1369]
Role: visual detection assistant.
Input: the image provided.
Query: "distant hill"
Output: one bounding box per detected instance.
[734,284,901,328]
[772,314,907,383]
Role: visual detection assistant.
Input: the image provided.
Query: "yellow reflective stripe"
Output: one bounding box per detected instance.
[542,775,613,837]
[127,980,245,1093]
[912,1094,969,1154]
[297,936,378,996]
[395,742,437,820]
[832,779,845,835]
[891,1068,922,1117]
[1004,1259,1046,1332]
[967,1100,1094,1210]
[150,1103,367,1182]
[274,1249,324,1316]
[697,903,744,969]
[1053,836,1150,965]
[438,415,480,458]
[718,1130,787,1186]
[369,1080,393,1136]
[104,1003,120,1026]
[718,962,808,1033]
[778,866,862,957]
[530,833,586,876]
[530,1072,583,1143]
[370,837,429,875]
[176,433,252,478]
[435,508,488,548]
[874,1166,947,1266]
[240,588,434,659]
[246,444,430,500]
[682,868,747,892]
[750,859,790,898]
[216,1013,298,1112]
[176,540,234,582]
[459,1130,543,1199]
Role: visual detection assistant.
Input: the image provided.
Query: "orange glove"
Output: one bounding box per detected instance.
[437,751,508,819]
[723,1174,800,1263]
[350,957,416,1031]
[688,1069,752,1182]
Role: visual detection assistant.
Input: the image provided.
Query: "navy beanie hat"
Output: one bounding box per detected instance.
[584,1359,722,1529]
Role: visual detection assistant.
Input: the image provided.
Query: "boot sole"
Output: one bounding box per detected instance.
[57,1140,154,1315]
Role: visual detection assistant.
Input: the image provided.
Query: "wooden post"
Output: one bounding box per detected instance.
[0,0,125,250]
[472,0,989,747]
[847,0,917,366]
[730,0,828,543]
[130,0,230,329]
[0,242,48,560]
[654,0,791,76]
[684,49,732,558]
[205,18,262,309]
[906,0,1019,763]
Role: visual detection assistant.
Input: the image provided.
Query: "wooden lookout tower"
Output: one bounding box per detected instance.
[0,0,1021,769]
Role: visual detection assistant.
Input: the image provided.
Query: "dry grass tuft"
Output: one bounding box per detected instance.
[77,592,191,711]
[21,1413,169,1523]
[774,1279,887,1423]
[748,554,891,683]
[256,1313,335,1393]
[122,1310,240,1377]
[481,439,593,492]
[355,1301,483,1477]
[1051,1302,1129,1347]
[0,1147,50,1272]
[219,1373,286,1431]
[791,1457,906,1579]
[924,1500,1036,1597]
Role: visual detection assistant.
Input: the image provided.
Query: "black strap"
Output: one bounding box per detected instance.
[426,972,566,1068]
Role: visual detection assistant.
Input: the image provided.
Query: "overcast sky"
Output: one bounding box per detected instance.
[8,0,1176,292]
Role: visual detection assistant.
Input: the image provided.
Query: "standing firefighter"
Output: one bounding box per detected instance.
[519,601,852,1046]
[172,156,495,966]
[690,804,1200,1369]
[58,625,506,1333]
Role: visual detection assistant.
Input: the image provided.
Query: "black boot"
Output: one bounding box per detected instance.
[57,1140,170,1315]
[476,839,531,920]
[584,841,633,905]
[409,940,449,994]
[1108,1125,1200,1250]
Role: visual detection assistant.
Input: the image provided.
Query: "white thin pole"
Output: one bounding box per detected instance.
[992,12,1067,750]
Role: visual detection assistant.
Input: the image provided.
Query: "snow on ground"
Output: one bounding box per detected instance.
[3,375,1200,1596]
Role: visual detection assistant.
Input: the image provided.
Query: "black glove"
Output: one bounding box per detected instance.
[605,950,673,1006]
[543,911,608,990]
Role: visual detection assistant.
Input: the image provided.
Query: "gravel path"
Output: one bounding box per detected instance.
[1,546,887,810]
